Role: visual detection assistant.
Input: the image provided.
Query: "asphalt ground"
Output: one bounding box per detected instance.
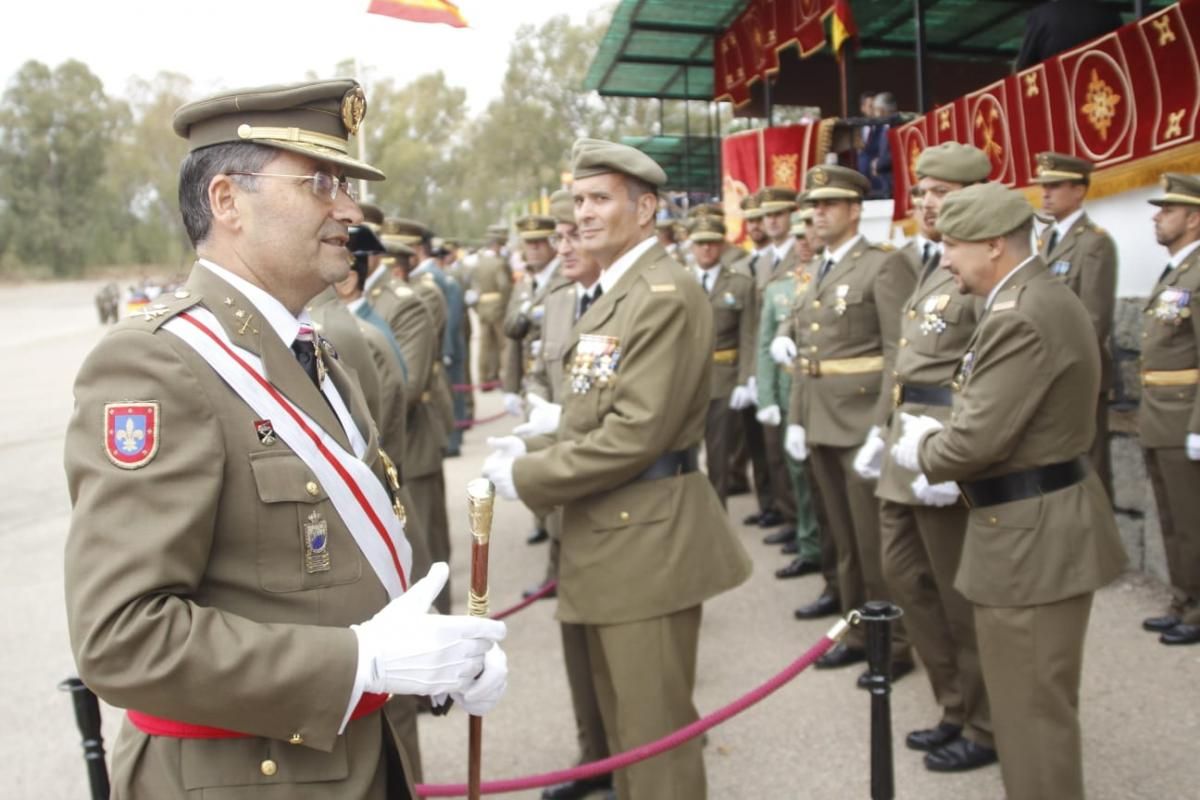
[4,278,1198,799]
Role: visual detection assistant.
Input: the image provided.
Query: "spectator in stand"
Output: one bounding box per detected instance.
[1014,0,1124,71]
[856,91,877,179]
[866,92,900,199]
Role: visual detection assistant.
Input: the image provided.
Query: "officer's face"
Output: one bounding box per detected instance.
[913,177,962,240]
[1040,180,1086,219]
[1154,204,1200,250]
[574,173,656,265]
[811,199,860,248]
[523,238,554,270]
[941,235,995,296]
[693,241,722,268]
[555,223,601,286]
[744,216,768,245]
[763,209,791,242]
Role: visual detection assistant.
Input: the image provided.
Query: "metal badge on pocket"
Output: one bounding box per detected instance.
[304,510,331,573]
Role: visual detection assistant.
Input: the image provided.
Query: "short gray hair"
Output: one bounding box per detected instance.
[178,142,276,246]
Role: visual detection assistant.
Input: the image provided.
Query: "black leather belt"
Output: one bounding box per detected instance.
[899,383,954,407]
[959,457,1088,508]
[635,447,699,482]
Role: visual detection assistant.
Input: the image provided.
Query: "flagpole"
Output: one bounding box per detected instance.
[355,56,371,204]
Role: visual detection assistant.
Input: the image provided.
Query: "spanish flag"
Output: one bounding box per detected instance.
[830,0,858,60]
[367,0,468,28]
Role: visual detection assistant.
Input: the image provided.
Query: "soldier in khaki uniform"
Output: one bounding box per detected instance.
[776,165,915,673]
[1034,152,1119,496]
[656,217,686,265]
[1140,174,1200,646]
[483,139,752,800]
[469,225,513,386]
[63,79,507,800]
[893,182,1127,800]
[855,143,996,771]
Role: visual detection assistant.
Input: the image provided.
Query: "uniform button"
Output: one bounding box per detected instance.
[810,346,818,353]
[289,733,304,745]
[174,289,190,299]
[858,387,866,394]
[899,337,908,347]
[305,481,319,496]
[812,300,821,308]
[907,309,916,319]
[988,516,998,524]
[810,322,820,331]
[261,760,278,776]
[619,511,630,522]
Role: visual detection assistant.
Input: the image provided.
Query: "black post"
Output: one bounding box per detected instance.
[861,601,903,800]
[59,677,110,800]
[1134,0,1146,18]
[913,0,930,113]
[684,69,692,197]
[763,74,774,127]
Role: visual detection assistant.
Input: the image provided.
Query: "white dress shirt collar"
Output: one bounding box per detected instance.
[821,233,864,267]
[198,259,312,348]
[599,235,657,295]
[1168,239,1200,269]
[772,236,796,262]
[696,263,722,294]
[347,296,367,314]
[533,258,559,292]
[985,254,1038,309]
[1054,207,1086,239]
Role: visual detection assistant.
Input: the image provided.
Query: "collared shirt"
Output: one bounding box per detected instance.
[985,255,1038,308]
[363,263,390,293]
[347,296,367,315]
[599,235,657,295]
[695,264,722,294]
[1168,239,1200,269]
[772,236,796,264]
[821,233,864,269]
[533,258,559,293]
[1053,207,1086,241]
[198,259,311,349]
[576,280,601,318]
[915,234,941,263]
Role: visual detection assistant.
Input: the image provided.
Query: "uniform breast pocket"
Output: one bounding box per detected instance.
[249,451,362,593]
[180,734,349,791]
[913,301,967,356]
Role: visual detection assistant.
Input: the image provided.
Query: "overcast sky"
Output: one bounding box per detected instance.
[1,0,614,110]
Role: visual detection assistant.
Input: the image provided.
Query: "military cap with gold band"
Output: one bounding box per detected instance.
[379,218,419,256]
[486,224,509,239]
[655,217,678,230]
[741,192,767,220]
[689,215,726,243]
[801,165,869,201]
[757,186,799,213]
[172,79,383,180]
[515,214,556,241]
[689,202,725,219]
[571,137,667,188]
[1032,152,1093,184]
[549,189,575,225]
[916,142,992,185]
[937,182,1035,241]
[1148,173,1200,207]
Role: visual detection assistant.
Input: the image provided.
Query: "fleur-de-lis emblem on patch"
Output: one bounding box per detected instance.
[115,418,145,453]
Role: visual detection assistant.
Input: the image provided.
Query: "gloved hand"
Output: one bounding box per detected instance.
[451,642,508,716]
[785,424,808,461]
[486,435,527,458]
[890,413,944,472]
[482,436,525,501]
[911,474,961,507]
[530,339,543,358]
[746,376,757,398]
[443,354,452,366]
[513,394,562,436]
[729,385,754,411]
[756,405,782,427]
[853,425,885,480]
[352,563,507,697]
[1187,433,1200,461]
[464,289,480,306]
[502,392,523,417]
[770,336,797,366]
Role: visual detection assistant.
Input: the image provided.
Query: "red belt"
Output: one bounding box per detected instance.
[126,691,389,739]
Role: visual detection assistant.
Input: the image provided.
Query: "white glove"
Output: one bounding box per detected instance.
[513,394,562,436]
[530,339,542,358]
[853,426,885,480]
[890,412,944,472]
[911,474,961,507]
[785,424,808,461]
[1187,433,1200,461]
[482,436,525,501]
[770,336,797,366]
[352,563,507,697]
[503,392,523,417]
[729,385,754,411]
[746,376,757,397]
[464,289,480,306]
[451,642,508,716]
[756,405,782,427]
[486,435,527,458]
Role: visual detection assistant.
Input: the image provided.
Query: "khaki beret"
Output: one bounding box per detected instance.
[916,143,992,185]
[740,192,767,220]
[937,182,1035,241]
[516,214,556,241]
[571,137,667,188]
[1148,173,1200,207]
[802,166,869,201]
[758,186,798,213]
[689,215,726,243]
[1032,152,1093,184]
[172,79,383,181]
[549,189,575,225]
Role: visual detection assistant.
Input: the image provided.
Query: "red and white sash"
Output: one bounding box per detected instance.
[163,307,410,598]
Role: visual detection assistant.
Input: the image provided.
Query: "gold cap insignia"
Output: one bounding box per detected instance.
[811,169,828,187]
[341,86,367,135]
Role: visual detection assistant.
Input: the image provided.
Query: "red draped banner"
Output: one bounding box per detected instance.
[715,0,835,107]
[889,0,1200,221]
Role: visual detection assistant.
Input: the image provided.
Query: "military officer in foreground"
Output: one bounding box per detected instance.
[1140,174,1200,646]
[483,138,752,799]
[63,79,507,799]
[1034,152,1118,496]
[893,182,1127,800]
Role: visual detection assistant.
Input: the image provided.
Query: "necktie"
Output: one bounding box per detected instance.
[579,285,602,318]
[747,253,758,279]
[921,242,931,265]
[292,325,320,387]
[701,271,711,293]
[818,258,834,282]
[1156,263,1173,287]
[1046,229,1059,255]
[922,248,941,282]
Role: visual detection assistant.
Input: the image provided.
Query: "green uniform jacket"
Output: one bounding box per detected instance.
[526,278,577,404]
[1139,245,1200,446]
[470,251,512,324]
[757,271,800,409]
[917,259,1127,606]
[704,266,758,399]
[512,243,752,625]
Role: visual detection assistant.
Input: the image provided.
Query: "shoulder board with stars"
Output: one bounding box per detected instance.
[991,284,1025,312]
[130,287,201,332]
[871,242,896,252]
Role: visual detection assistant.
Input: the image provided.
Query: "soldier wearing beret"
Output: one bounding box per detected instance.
[893,182,1127,800]
[1140,174,1200,646]
[469,224,514,388]
[483,138,752,799]
[1034,152,1119,497]
[63,79,508,799]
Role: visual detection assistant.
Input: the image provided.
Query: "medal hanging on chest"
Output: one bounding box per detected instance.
[571,334,621,394]
[833,284,850,317]
[1152,288,1192,325]
[919,295,951,335]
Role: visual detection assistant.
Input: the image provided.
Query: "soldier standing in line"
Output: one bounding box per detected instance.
[441,239,476,430]
[656,217,686,265]
[893,182,1127,800]
[469,225,513,388]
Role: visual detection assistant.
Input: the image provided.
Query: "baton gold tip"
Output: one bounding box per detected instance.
[467,478,495,502]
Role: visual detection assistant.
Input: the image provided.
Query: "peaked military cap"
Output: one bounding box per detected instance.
[740,192,767,220]
[937,182,1035,241]
[802,165,869,201]
[379,218,421,255]
[1032,152,1093,184]
[172,79,383,180]
[655,217,677,230]
[571,138,667,188]
[689,215,726,243]
[689,202,725,219]
[1148,173,1200,207]
[549,189,575,225]
[790,207,814,235]
[758,186,799,213]
[486,224,509,239]
[516,214,556,241]
[917,143,992,185]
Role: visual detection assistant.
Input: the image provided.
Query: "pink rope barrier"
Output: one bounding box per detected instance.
[490,581,557,622]
[452,380,502,392]
[454,411,509,430]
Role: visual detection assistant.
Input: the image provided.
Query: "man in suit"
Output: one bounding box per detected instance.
[469,226,513,386]
[893,181,1127,800]
[63,79,507,799]
[1014,0,1124,71]
[1140,173,1200,646]
[482,138,752,799]
[1034,152,1118,497]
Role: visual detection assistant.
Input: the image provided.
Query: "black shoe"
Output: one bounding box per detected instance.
[856,660,914,689]
[781,539,799,554]
[906,722,962,752]
[1160,622,1200,645]
[742,511,763,525]
[762,527,795,545]
[1143,614,1181,632]
[775,557,820,579]
[522,582,557,600]
[924,738,998,772]
[815,643,867,669]
[757,510,785,528]
[526,528,549,545]
[794,594,839,620]
[540,774,613,800]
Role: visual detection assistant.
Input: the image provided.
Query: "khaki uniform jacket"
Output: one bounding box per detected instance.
[359,319,408,482]
[470,251,512,324]
[502,263,572,394]
[787,237,916,448]
[756,242,799,303]
[1139,245,1200,446]
[702,266,758,399]
[411,274,456,440]
[878,243,984,504]
[512,243,752,625]
[307,288,383,429]
[64,266,416,797]
[917,259,1127,606]
[1039,212,1118,391]
[525,278,578,404]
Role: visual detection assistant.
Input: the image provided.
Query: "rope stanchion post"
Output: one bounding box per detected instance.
[465,479,496,800]
[860,601,903,800]
[58,677,110,800]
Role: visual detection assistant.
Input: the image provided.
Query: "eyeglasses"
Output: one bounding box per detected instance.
[548,230,581,248]
[227,170,357,202]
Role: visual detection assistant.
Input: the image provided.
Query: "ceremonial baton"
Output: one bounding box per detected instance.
[466,478,496,800]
